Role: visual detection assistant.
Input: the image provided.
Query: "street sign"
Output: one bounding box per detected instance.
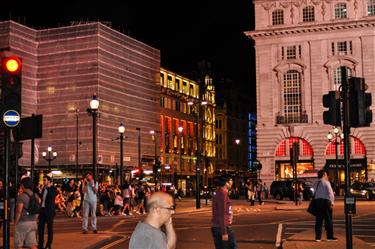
[3,110,20,127]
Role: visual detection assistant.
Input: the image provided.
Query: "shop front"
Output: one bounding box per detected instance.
[274,137,314,180]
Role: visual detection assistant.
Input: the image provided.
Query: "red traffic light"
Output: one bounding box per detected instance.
[2,56,22,75]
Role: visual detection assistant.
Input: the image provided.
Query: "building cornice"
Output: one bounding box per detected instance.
[245,19,375,40]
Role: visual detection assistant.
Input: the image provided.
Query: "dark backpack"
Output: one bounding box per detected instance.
[24,191,41,215]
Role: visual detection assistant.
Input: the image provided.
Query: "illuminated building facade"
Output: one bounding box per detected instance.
[0,21,160,180]
[246,0,375,186]
[159,68,215,192]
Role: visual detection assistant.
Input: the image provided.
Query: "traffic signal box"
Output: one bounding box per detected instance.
[323,91,341,126]
[1,56,22,115]
[349,77,372,127]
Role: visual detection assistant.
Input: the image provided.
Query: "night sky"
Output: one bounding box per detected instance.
[0,1,255,97]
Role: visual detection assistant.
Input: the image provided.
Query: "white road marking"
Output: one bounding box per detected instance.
[275,224,283,248]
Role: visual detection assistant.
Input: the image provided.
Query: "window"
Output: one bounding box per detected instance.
[286,46,296,59]
[182,82,187,94]
[272,9,284,25]
[175,79,180,91]
[331,41,352,56]
[189,84,194,96]
[369,0,375,16]
[281,45,302,60]
[303,6,315,22]
[167,75,173,89]
[335,3,347,19]
[160,73,165,86]
[333,67,352,89]
[160,97,165,107]
[283,70,302,123]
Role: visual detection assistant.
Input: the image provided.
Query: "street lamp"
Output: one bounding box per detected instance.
[327,127,344,195]
[235,139,240,167]
[150,130,161,187]
[87,94,99,182]
[188,100,207,209]
[178,126,183,188]
[118,122,125,186]
[76,108,79,181]
[42,146,57,172]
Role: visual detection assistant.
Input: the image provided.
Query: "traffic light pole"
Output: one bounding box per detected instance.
[3,128,10,249]
[341,66,353,249]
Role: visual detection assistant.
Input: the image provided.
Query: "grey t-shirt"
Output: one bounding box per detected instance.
[129,222,167,249]
[17,189,38,222]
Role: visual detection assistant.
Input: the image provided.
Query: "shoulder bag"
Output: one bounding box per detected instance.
[307,181,321,216]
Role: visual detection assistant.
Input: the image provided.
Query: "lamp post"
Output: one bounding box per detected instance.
[235,139,240,166]
[136,127,141,169]
[327,127,344,195]
[178,126,183,188]
[188,100,207,209]
[150,130,160,187]
[87,95,99,182]
[76,108,79,181]
[118,122,125,186]
[42,146,57,172]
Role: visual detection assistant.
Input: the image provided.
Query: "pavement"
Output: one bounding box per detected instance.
[282,229,368,249]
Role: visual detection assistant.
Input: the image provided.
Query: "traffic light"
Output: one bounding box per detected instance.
[323,91,341,126]
[349,77,372,127]
[1,56,22,114]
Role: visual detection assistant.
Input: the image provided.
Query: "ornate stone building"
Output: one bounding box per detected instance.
[246,0,375,186]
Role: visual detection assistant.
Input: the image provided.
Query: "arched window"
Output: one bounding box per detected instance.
[283,70,302,123]
[335,3,347,19]
[272,9,284,25]
[303,6,315,22]
[333,67,352,90]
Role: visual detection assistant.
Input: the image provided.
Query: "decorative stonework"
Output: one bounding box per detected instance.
[246,20,375,38]
[261,2,276,10]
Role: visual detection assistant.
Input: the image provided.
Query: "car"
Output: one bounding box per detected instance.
[350,182,375,200]
[270,180,315,201]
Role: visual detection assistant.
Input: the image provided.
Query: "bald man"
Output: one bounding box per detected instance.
[129,192,177,249]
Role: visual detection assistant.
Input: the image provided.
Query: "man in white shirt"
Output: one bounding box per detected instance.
[313,170,337,242]
[82,172,98,234]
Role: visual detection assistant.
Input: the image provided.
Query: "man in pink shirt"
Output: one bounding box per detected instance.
[211,175,237,249]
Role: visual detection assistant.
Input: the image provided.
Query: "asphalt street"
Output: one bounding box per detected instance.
[48,199,375,249]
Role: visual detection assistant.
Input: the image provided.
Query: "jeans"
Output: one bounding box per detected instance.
[82,200,97,231]
[211,226,237,249]
[315,198,334,239]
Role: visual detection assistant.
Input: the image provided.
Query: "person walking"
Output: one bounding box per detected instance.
[257,179,264,205]
[38,175,57,249]
[263,182,269,200]
[211,175,237,249]
[314,170,337,242]
[15,177,39,249]
[82,172,99,234]
[129,192,176,249]
[246,181,255,206]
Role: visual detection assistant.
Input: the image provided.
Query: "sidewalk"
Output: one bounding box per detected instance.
[3,231,116,249]
[282,229,368,249]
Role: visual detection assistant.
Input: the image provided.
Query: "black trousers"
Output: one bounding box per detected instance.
[211,226,237,249]
[38,210,54,248]
[315,198,334,240]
